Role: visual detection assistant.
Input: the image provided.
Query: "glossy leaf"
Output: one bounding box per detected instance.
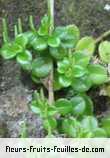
[76,36,95,55]
[70,96,86,115]
[72,75,92,92]
[15,34,28,48]
[1,42,22,59]
[74,51,90,67]
[81,116,98,131]
[48,35,60,47]
[43,118,57,130]
[61,25,80,48]
[59,75,72,87]
[101,117,110,136]
[57,58,70,74]
[23,31,36,44]
[16,50,32,71]
[55,99,72,116]
[92,128,107,138]
[38,15,49,36]
[31,105,41,115]
[31,73,41,84]
[53,72,62,91]
[50,46,67,60]
[99,41,110,63]
[81,94,93,115]
[62,118,80,137]
[55,25,80,48]
[31,36,48,51]
[73,65,87,78]
[32,57,52,78]
[88,64,108,85]
[47,107,57,117]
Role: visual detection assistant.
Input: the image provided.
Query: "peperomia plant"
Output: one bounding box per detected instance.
[1,0,110,138]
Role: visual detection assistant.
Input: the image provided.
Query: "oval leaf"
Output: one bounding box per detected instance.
[48,35,60,47]
[31,36,48,51]
[55,98,72,116]
[81,116,98,131]
[15,34,28,48]
[1,42,22,59]
[32,57,52,78]
[43,118,57,131]
[72,75,92,92]
[88,64,108,85]
[76,36,95,55]
[71,96,86,115]
[16,50,32,70]
[99,41,110,63]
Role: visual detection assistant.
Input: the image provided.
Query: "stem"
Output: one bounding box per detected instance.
[14,25,18,37]
[29,15,36,32]
[95,30,110,44]
[18,18,23,33]
[48,0,54,105]
[48,0,54,34]
[2,18,8,43]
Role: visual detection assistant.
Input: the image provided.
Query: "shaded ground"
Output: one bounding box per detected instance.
[0,0,110,137]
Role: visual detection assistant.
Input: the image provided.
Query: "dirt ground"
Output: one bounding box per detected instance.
[0,0,110,137]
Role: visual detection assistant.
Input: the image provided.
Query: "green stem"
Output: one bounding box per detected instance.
[18,18,23,33]
[29,15,36,32]
[2,18,8,43]
[48,0,54,105]
[14,25,18,37]
[48,0,54,34]
[95,30,110,44]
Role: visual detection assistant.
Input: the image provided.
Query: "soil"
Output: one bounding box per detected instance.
[0,0,110,137]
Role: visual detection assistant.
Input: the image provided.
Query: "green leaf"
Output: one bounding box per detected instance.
[70,96,86,115]
[31,74,41,84]
[62,118,80,137]
[55,99,72,116]
[72,75,92,92]
[31,105,41,115]
[16,50,32,70]
[101,117,110,136]
[74,51,90,67]
[78,129,93,138]
[59,75,72,87]
[1,42,22,59]
[88,64,108,85]
[61,25,80,48]
[73,65,87,78]
[15,34,28,48]
[57,58,70,74]
[32,57,52,78]
[31,100,42,116]
[38,15,49,36]
[55,25,80,49]
[54,26,67,39]
[81,94,93,115]
[43,118,57,130]
[47,107,57,117]
[53,72,62,91]
[92,128,107,138]
[50,46,67,60]
[66,25,80,41]
[48,35,60,47]
[76,36,95,55]
[99,41,110,63]
[81,116,98,131]
[31,36,48,51]
[23,31,37,44]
